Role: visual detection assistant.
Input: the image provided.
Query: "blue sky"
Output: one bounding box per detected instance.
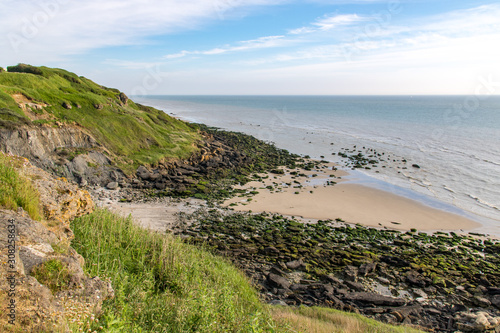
[1,0,499,95]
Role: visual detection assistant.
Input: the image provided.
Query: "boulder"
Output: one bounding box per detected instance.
[137,166,151,180]
[106,182,119,190]
[267,273,291,289]
[286,259,304,270]
[62,101,72,109]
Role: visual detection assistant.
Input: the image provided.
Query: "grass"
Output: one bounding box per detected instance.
[71,209,425,333]
[31,259,72,294]
[71,209,281,332]
[0,65,201,172]
[0,151,41,220]
[272,306,424,333]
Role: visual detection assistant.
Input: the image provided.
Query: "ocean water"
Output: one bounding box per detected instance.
[134,95,500,235]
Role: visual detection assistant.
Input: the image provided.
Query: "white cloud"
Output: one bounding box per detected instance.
[313,14,366,31]
[0,0,285,65]
[289,13,366,34]
[164,35,288,59]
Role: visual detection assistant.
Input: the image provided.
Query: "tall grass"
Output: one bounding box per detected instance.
[0,152,41,220]
[71,209,280,332]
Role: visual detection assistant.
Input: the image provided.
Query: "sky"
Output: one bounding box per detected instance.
[1,0,500,95]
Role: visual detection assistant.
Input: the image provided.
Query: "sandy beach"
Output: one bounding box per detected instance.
[223,162,481,233]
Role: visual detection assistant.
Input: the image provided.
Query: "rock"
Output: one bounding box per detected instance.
[474,296,492,308]
[118,92,128,105]
[94,103,103,110]
[345,281,365,292]
[286,259,304,270]
[263,246,279,254]
[488,287,500,295]
[491,295,500,309]
[106,182,119,190]
[406,270,426,287]
[343,265,358,282]
[455,311,500,332]
[412,288,428,299]
[270,266,287,276]
[358,262,376,276]
[269,300,288,306]
[377,277,391,285]
[155,182,166,190]
[62,101,72,109]
[137,166,151,180]
[412,164,420,169]
[344,292,406,307]
[267,273,291,289]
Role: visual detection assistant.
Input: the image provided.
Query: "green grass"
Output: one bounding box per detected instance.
[71,209,281,332]
[31,259,72,294]
[0,65,201,172]
[0,152,41,220]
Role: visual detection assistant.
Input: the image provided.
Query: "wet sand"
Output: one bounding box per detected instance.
[223,163,481,232]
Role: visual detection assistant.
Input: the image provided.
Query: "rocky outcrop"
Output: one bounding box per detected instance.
[0,160,113,332]
[0,124,125,186]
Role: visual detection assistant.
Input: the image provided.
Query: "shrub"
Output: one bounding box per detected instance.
[7,63,44,76]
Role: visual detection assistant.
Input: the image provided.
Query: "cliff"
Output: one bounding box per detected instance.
[0,153,113,331]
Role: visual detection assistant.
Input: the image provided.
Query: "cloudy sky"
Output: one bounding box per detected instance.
[1,0,499,95]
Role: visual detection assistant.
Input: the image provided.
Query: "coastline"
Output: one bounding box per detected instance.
[222,162,482,234]
[133,95,500,236]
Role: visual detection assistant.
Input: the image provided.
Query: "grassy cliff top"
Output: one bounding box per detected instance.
[0,64,200,171]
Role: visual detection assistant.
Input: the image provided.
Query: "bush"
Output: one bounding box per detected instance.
[7,63,44,76]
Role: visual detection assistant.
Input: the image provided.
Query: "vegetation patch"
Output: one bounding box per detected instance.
[31,259,72,294]
[0,152,41,220]
[71,209,282,332]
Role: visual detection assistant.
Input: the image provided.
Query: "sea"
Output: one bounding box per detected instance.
[134,95,500,236]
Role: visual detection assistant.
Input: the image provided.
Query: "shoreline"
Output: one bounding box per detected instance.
[134,95,500,233]
[222,161,484,235]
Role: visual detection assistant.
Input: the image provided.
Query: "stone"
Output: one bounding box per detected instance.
[269,300,288,306]
[358,262,376,276]
[264,246,279,254]
[106,182,119,190]
[473,296,491,308]
[491,295,500,309]
[118,92,128,105]
[270,266,287,276]
[344,292,406,307]
[267,273,291,289]
[345,281,365,292]
[286,259,304,270]
[62,101,72,109]
[406,270,426,287]
[455,311,500,332]
[137,165,151,180]
[343,265,358,282]
[94,103,103,109]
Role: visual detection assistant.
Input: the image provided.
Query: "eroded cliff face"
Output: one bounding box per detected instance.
[0,124,125,186]
[0,159,113,332]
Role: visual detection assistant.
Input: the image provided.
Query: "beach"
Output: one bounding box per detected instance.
[222,162,480,233]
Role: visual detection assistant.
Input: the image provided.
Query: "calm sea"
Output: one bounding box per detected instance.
[134,95,500,235]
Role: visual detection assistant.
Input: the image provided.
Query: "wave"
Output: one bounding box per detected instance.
[467,194,500,211]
